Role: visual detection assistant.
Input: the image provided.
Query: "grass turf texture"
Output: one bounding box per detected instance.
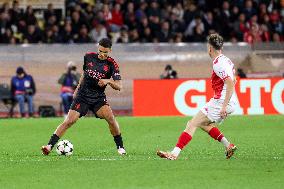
[0,115,283,189]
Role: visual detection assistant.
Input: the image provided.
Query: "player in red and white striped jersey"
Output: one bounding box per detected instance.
[157,34,237,160]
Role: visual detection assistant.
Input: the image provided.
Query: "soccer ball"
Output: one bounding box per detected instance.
[56,140,74,156]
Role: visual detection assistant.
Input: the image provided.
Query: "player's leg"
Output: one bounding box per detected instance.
[26,94,34,117]
[200,123,230,148]
[41,97,88,155]
[54,110,80,137]
[15,94,25,117]
[199,100,237,159]
[200,124,237,159]
[174,111,211,156]
[96,105,126,155]
[41,110,80,155]
[157,111,211,160]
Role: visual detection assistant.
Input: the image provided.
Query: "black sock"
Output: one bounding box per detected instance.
[48,134,60,149]
[113,134,124,149]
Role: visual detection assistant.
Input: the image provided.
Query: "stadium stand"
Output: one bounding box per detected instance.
[0,0,283,44]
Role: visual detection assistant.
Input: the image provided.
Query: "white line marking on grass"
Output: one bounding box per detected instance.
[1,159,56,162]
[77,158,117,161]
[0,156,282,162]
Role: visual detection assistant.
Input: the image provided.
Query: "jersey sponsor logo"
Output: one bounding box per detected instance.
[85,69,106,80]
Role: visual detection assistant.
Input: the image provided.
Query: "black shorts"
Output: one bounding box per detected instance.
[70,95,108,118]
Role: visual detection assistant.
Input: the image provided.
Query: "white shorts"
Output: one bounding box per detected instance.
[200,98,236,123]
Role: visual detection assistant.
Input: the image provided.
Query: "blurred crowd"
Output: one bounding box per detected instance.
[0,0,283,44]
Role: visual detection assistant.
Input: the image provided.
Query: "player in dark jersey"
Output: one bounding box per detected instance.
[41,38,126,155]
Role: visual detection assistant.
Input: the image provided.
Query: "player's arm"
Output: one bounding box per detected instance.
[99,58,122,91]
[108,79,122,91]
[220,77,234,118]
[213,62,235,118]
[73,74,84,98]
[98,79,122,91]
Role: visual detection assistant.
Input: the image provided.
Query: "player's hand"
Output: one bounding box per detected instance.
[220,106,227,119]
[98,79,109,87]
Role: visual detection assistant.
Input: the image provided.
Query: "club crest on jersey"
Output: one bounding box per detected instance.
[75,103,81,110]
[87,62,94,67]
[103,65,109,72]
[219,71,226,78]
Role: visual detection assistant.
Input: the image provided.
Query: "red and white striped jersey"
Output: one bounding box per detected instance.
[211,54,237,102]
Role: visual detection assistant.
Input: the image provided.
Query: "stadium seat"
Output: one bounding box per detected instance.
[0,84,17,117]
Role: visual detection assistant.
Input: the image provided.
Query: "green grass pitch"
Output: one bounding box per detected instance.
[0,115,283,189]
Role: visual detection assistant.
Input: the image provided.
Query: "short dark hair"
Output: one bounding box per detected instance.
[207,34,223,50]
[99,38,112,48]
[16,66,25,75]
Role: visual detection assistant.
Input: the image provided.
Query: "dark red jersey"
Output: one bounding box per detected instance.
[77,52,121,101]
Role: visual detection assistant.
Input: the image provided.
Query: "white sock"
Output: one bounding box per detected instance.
[220,137,230,148]
[171,147,181,157]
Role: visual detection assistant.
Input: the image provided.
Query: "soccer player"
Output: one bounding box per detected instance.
[157,34,237,160]
[41,38,126,155]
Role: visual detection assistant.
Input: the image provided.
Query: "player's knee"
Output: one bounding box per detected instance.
[200,126,211,133]
[103,112,113,121]
[186,120,193,128]
[185,120,199,130]
[64,118,77,128]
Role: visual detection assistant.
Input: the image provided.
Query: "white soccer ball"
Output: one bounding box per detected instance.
[56,140,74,156]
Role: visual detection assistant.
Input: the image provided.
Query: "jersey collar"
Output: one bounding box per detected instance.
[212,54,223,64]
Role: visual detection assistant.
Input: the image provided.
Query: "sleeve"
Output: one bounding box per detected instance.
[110,59,121,80]
[213,63,231,81]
